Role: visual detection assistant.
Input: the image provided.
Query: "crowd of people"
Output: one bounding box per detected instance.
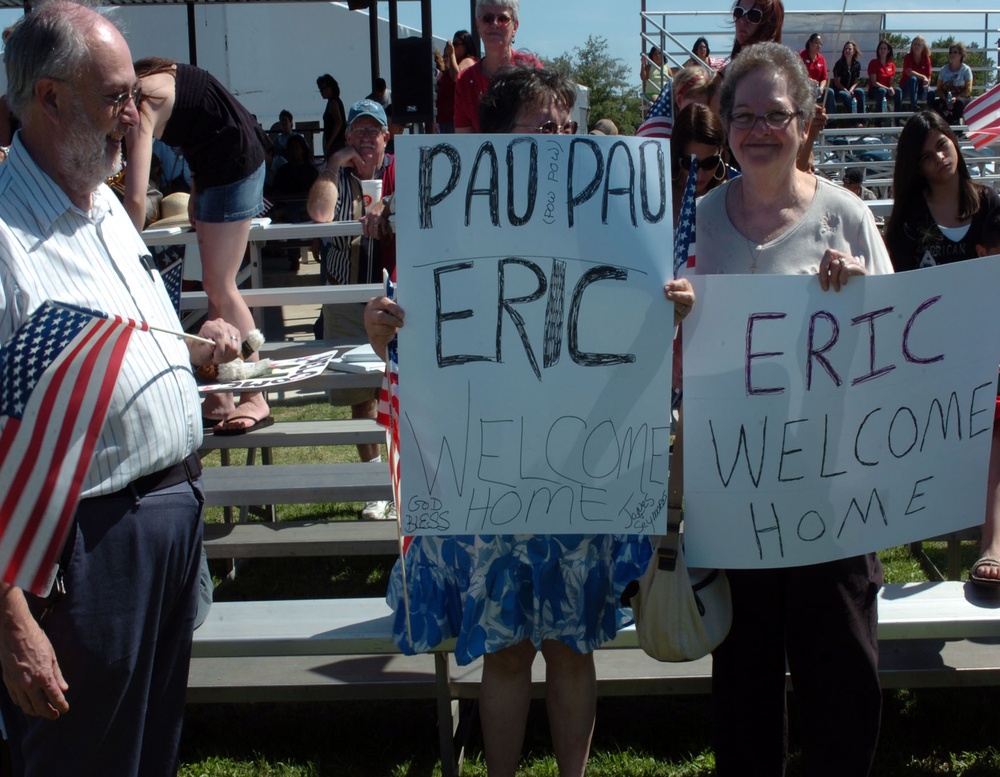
[0,0,998,776]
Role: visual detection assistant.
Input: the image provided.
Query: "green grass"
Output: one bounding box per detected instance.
[184,399,999,777]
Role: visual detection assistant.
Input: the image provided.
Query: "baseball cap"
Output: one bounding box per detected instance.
[590,118,620,136]
[347,99,388,128]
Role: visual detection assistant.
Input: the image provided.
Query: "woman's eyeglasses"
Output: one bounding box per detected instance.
[515,120,578,135]
[480,13,513,26]
[728,110,801,130]
[731,5,764,24]
[679,154,723,172]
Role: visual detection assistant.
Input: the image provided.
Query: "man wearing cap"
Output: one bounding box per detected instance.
[0,4,242,774]
[307,98,397,521]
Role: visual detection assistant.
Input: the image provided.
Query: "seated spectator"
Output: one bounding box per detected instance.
[641,45,667,102]
[681,37,724,74]
[307,99,396,521]
[829,41,866,117]
[799,34,828,103]
[589,118,619,135]
[270,109,297,159]
[901,37,933,112]
[272,134,319,223]
[367,76,391,108]
[843,167,876,201]
[931,43,973,125]
[867,39,900,113]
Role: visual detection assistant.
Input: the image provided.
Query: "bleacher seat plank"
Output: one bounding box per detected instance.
[200,419,384,452]
[201,461,391,507]
[202,519,399,558]
[187,653,439,703]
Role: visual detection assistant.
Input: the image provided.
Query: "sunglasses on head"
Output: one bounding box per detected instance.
[679,154,723,172]
[480,12,513,26]
[732,5,764,24]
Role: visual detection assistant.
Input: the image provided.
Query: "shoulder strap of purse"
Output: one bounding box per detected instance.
[658,409,684,571]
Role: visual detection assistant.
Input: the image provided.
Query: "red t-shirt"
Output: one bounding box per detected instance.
[799,50,827,84]
[902,52,932,82]
[453,50,543,131]
[867,58,896,89]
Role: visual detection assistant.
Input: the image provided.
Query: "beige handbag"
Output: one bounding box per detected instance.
[623,415,733,662]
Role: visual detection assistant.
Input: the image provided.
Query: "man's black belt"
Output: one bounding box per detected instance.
[88,453,202,502]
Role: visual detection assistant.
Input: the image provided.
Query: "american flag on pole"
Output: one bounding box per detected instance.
[965,83,1000,150]
[0,301,138,595]
[673,156,698,275]
[635,79,674,139]
[375,273,406,549]
[159,257,184,315]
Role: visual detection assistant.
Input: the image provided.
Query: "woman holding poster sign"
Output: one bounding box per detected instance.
[368,67,694,777]
[688,42,892,776]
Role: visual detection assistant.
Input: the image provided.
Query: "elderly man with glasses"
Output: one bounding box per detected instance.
[0,3,242,775]
[307,99,398,522]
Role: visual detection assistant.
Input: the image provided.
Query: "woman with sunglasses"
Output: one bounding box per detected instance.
[830,40,866,117]
[124,58,272,434]
[931,42,973,125]
[369,66,685,777]
[454,0,542,133]
[727,0,783,64]
[671,103,728,226]
[689,42,889,776]
[867,39,901,115]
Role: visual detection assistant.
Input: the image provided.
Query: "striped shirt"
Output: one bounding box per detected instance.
[0,134,203,497]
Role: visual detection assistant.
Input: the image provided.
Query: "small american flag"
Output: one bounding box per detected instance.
[673,155,698,275]
[159,257,184,315]
[965,83,1000,150]
[0,302,138,594]
[635,80,674,139]
[375,274,404,542]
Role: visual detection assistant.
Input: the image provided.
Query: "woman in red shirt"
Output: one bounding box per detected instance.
[799,33,828,103]
[900,36,933,112]
[454,0,542,132]
[867,38,900,113]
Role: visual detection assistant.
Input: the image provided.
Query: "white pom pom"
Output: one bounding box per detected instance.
[244,329,265,353]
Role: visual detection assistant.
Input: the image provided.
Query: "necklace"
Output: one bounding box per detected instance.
[739,180,765,274]
[738,177,811,273]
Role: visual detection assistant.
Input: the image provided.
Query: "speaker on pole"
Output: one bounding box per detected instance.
[390,36,435,124]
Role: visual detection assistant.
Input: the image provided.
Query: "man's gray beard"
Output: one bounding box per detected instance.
[57,97,122,198]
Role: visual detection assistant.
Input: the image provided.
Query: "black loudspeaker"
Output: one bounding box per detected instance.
[390,36,435,124]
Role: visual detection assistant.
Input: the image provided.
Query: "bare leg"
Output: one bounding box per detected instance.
[541,640,595,777]
[480,640,535,777]
[976,420,1000,580]
[197,219,270,429]
[353,398,380,462]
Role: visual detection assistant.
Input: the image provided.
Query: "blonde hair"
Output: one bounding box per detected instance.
[672,66,712,105]
[910,36,930,64]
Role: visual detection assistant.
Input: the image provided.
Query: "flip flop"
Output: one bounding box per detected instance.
[213,415,275,437]
[969,555,1000,588]
[202,416,226,431]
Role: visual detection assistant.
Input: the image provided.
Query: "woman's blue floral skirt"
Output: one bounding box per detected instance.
[385,534,652,665]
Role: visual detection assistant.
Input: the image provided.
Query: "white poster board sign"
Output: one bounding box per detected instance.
[682,258,1000,568]
[394,134,675,535]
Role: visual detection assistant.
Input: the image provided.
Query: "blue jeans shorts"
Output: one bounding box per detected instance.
[193,162,265,223]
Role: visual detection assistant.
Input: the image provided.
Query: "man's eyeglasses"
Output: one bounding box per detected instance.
[104,84,142,118]
[515,120,578,135]
[731,5,764,24]
[480,13,513,26]
[728,110,801,130]
[350,126,385,139]
[679,154,723,172]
